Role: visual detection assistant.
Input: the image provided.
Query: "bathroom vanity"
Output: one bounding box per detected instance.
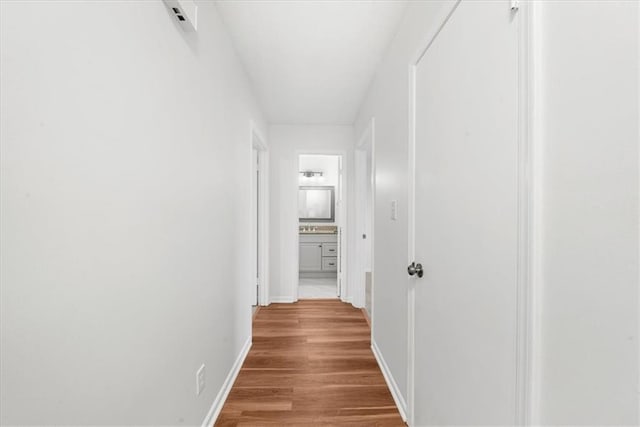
[299,230,338,277]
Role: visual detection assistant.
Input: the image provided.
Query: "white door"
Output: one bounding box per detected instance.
[411,1,520,424]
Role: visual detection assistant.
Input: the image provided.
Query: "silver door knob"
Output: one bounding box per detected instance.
[407,262,423,278]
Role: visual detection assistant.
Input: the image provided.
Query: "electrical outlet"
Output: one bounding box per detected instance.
[390,200,398,220]
[196,364,205,396]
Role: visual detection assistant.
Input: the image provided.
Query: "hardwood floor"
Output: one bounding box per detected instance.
[215,299,406,426]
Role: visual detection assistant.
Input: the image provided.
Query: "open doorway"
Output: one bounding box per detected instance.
[297,154,343,299]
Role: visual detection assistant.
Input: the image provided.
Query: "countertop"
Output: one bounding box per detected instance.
[299,231,338,235]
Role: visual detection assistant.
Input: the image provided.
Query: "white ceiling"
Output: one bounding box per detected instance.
[215,1,408,125]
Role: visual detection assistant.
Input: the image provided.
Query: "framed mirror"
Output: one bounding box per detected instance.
[298,186,335,222]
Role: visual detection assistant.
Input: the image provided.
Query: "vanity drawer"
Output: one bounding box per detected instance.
[322,243,338,257]
[299,234,337,243]
[322,257,338,271]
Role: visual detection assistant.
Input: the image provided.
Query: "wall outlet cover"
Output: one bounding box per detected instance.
[390,200,398,221]
[196,364,205,396]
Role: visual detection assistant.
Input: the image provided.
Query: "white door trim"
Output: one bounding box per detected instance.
[251,121,270,306]
[515,2,543,424]
[523,2,544,424]
[355,118,375,313]
[405,1,538,425]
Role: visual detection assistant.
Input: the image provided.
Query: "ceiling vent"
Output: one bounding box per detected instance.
[164,0,197,32]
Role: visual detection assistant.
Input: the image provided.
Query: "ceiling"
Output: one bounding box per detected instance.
[215,1,408,125]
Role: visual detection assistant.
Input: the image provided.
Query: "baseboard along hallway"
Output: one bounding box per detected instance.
[215,300,405,426]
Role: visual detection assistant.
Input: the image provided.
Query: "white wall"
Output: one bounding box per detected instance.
[268,125,354,302]
[355,0,639,424]
[0,1,266,425]
[354,0,447,406]
[299,154,340,225]
[537,2,639,424]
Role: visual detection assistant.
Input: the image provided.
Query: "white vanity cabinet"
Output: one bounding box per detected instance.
[299,243,323,271]
[299,233,338,275]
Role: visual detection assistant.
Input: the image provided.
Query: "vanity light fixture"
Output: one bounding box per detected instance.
[300,171,323,178]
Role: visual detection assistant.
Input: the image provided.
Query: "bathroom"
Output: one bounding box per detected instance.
[297,154,342,299]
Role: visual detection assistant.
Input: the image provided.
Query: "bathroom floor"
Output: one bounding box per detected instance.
[298,277,338,299]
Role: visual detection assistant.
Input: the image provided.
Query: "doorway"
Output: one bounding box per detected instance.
[297,154,343,299]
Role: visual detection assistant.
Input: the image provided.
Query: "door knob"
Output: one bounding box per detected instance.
[407,262,423,278]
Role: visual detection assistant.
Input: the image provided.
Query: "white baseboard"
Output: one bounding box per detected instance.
[201,337,252,427]
[270,296,296,303]
[340,295,366,309]
[371,339,407,422]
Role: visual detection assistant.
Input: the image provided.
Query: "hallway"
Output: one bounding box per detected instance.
[1,1,638,426]
[216,300,404,426]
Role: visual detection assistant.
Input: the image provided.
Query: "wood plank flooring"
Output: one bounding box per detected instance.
[215,299,406,426]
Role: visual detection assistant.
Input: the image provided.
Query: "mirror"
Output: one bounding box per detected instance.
[298,186,335,222]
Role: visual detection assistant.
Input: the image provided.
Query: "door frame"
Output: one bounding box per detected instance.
[355,119,375,313]
[294,151,348,302]
[405,1,540,425]
[251,121,270,306]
